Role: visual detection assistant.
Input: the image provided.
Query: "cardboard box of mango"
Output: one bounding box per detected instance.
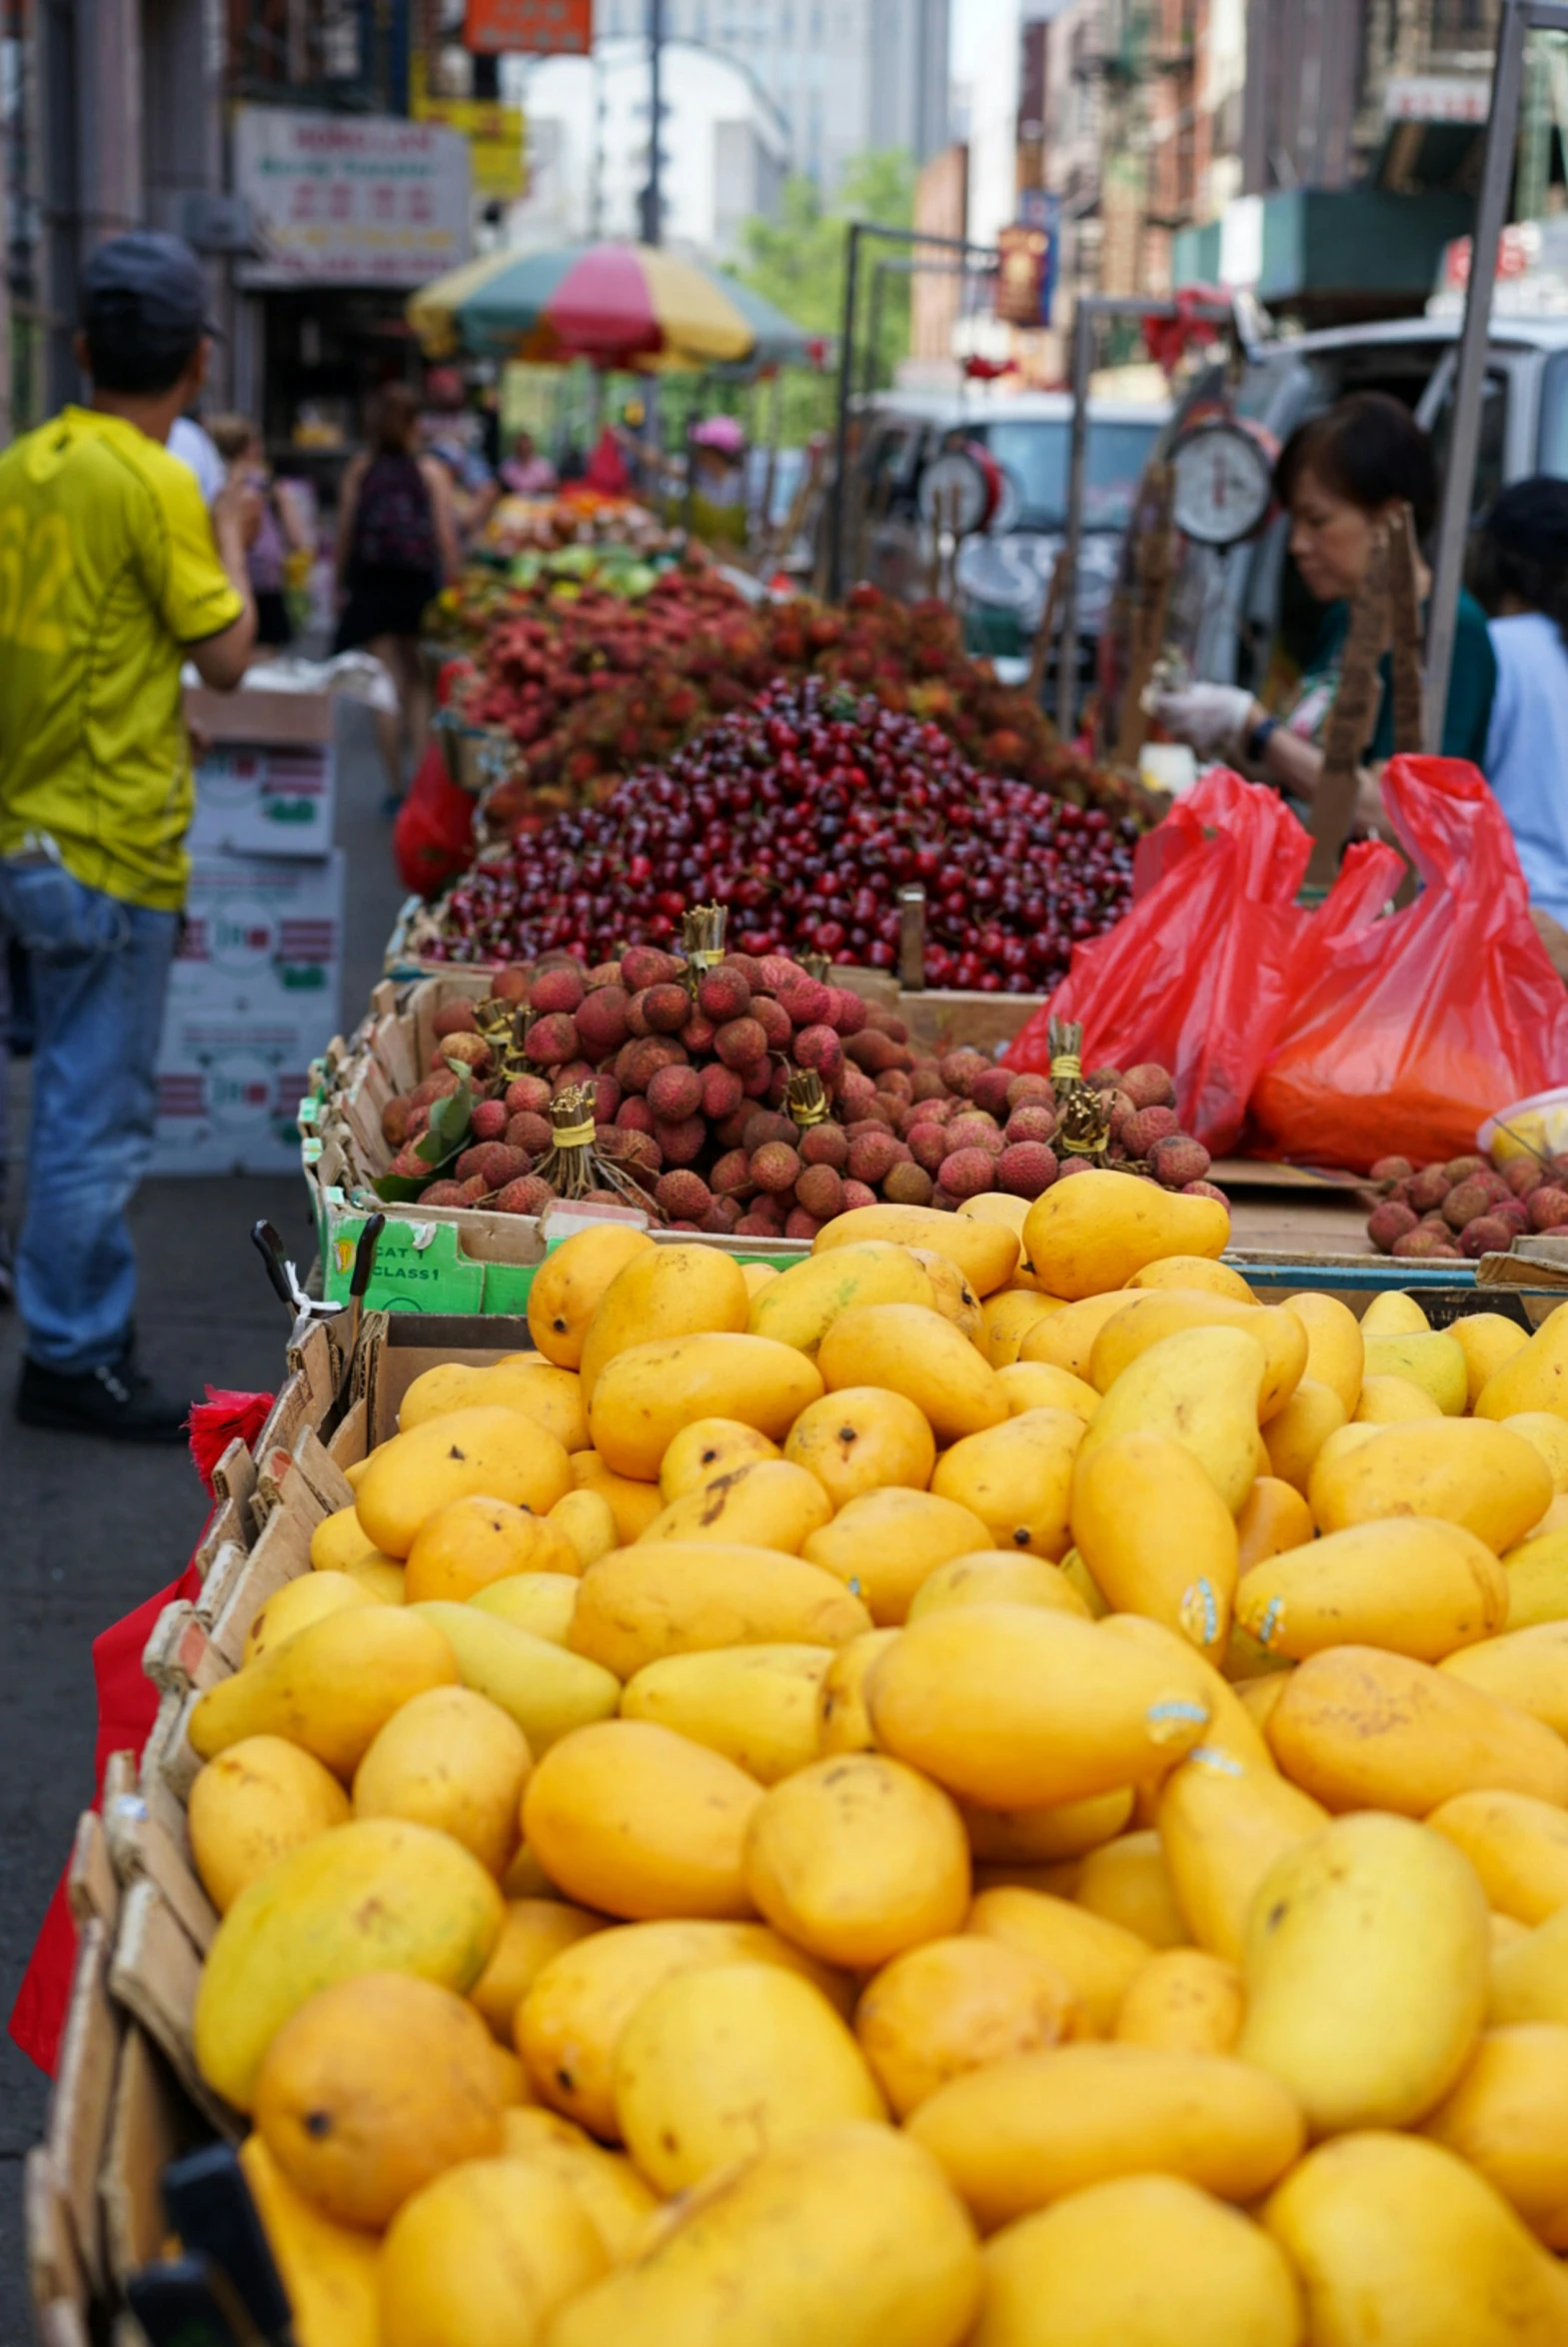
[157,1174,1568,2347]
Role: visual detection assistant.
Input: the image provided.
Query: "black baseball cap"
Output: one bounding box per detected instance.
[80,231,218,348]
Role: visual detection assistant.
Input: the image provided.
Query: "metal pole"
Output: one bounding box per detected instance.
[829,217,862,605]
[1424,0,1530,748]
[863,258,887,405]
[1057,296,1094,741]
[642,0,664,246]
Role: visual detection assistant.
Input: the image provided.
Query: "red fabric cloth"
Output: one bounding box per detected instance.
[585,428,632,498]
[7,1386,274,2076]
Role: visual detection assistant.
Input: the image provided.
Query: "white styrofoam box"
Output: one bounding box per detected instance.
[169,850,345,1022]
[152,1004,324,1174]
[184,685,337,859]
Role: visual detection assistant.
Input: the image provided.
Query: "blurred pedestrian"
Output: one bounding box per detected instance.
[334,383,461,797]
[500,428,557,498]
[421,365,499,542]
[0,232,258,1437]
[210,414,312,651]
[1472,478,1568,929]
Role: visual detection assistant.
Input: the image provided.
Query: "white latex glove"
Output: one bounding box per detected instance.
[1150,682,1256,762]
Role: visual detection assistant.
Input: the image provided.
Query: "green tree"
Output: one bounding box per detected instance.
[731,150,915,442]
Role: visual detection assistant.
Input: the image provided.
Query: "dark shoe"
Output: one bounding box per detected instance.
[16,1355,190,1443]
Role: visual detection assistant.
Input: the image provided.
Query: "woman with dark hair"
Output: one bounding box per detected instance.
[1153,392,1497,811]
[1472,478,1568,926]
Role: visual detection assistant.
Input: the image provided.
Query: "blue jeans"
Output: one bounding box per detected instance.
[0,859,177,1373]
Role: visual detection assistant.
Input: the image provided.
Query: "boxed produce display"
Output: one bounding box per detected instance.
[36,1178,1568,2347]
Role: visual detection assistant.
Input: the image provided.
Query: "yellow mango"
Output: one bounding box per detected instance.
[568,1451,665,1539]
[907,2042,1302,2231]
[310,1502,376,1574]
[1492,1899,1568,2025]
[1235,1674,1291,1735]
[635,1457,832,1553]
[195,1817,505,2110]
[516,1916,850,2138]
[255,1972,505,2229]
[1452,1310,1532,1407]
[500,1845,559,1899]
[1360,1286,1431,1335]
[190,1606,461,1780]
[1265,1644,1568,1814]
[590,1332,823,1479]
[1073,1326,1267,1514]
[744,1751,970,1968]
[578,1241,749,1404]
[242,1570,374,1665]
[471,1899,606,2042]
[657,1416,782,1501]
[188,1735,352,1914]
[1423,2024,1568,2250]
[1282,1290,1364,1415]
[980,1289,1064,1367]
[908,1551,1091,1623]
[868,1606,1209,1809]
[1504,1410,1568,1493]
[1353,1371,1445,1424]
[1113,1947,1245,2055]
[400,1360,589,1453]
[1022,1170,1229,1302]
[1441,1618,1568,1734]
[357,1408,573,1559]
[817,1626,901,1754]
[961,1788,1135,1867]
[570,1542,870,1676]
[470,1572,579,1647]
[1262,1378,1349,1493]
[1088,1291,1306,1424]
[1235,1517,1509,1665]
[613,1960,886,2192]
[1309,1416,1553,1551]
[1155,1744,1328,1963]
[742,1261,779,1296]
[994,1360,1100,1422]
[1475,1298,1568,1422]
[1236,1475,1315,1569]
[1263,2129,1568,2345]
[1362,1329,1468,1415]
[964,1887,1150,2035]
[545,2123,983,2347]
[620,1644,831,1783]
[523,1718,761,1920]
[381,2156,609,2347]
[971,2174,1302,2347]
[1237,1810,1489,2133]
[1058,1546,1110,1616]
[1427,1788,1568,1926]
[1128,1254,1255,1299]
[527,1223,656,1370]
[498,2106,658,2263]
[354,1685,531,1877]
[240,2135,381,2347]
[928,1409,1084,1561]
[817,1302,1006,1445]
[856,1935,1076,2120]
[343,1555,407,1603]
[1018,1290,1140,1378]
[342,1455,371,1489]
[1504,1525,1568,1625]
[1070,1430,1239,1661]
[784,1384,936,1507]
[813,1199,1020,1294]
[414,1601,621,1749]
[1073,1830,1189,1950]
[406,1494,581,1604]
[802,1488,992,1625]
[1098,1613,1275,1775]
[1312,1420,1385,1476]
[746,1238,937,1354]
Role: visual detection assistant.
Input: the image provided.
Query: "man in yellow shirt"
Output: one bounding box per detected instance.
[0,233,258,1439]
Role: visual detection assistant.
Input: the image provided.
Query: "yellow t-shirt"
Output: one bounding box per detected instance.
[0,407,244,910]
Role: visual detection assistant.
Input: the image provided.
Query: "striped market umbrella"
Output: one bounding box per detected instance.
[409,241,757,370]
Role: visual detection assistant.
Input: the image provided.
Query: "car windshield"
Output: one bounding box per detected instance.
[969,417,1158,531]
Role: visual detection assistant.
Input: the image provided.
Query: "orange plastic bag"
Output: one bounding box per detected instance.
[1251,757,1568,1172]
[1004,770,1400,1156]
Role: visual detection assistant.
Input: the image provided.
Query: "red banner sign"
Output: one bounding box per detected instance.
[464,0,591,55]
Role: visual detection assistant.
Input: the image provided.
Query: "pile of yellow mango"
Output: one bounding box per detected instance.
[179,1174,1568,2347]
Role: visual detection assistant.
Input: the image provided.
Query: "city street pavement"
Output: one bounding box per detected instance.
[0,703,406,2335]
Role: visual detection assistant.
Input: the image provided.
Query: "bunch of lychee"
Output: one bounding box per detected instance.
[377,954,1225,1235]
[1364,1152,1568,1260]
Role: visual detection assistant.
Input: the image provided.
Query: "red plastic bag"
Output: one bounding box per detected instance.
[395,742,478,899]
[1252,757,1568,1172]
[1005,771,1396,1155]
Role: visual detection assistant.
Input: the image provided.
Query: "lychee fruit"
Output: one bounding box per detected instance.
[702,1198,744,1234]
[1006,1073,1054,1110]
[745,1111,797,1154]
[432,1000,479,1039]
[751,1142,802,1195]
[840,1179,877,1212]
[575,985,630,1058]
[777,976,832,1028]
[1148,1136,1211,1188]
[938,1148,996,1200]
[656,1171,712,1221]
[1122,1106,1181,1158]
[616,1095,655,1136]
[1443,1177,1495,1232]
[1370,1155,1416,1183]
[908,1125,949,1175]
[647,1063,704,1124]
[946,1112,1005,1159]
[420,1179,471,1206]
[1505,1160,1544,1197]
[1122,1063,1176,1111]
[440,1033,493,1077]
[793,1025,845,1084]
[784,1207,822,1240]
[505,1111,552,1157]
[1409,1166,1452,1211]
[505,1074,552,1118]
[635,984,686,1036]
[1006,1106,1056,1148]
[682,1015,717,1057]
[530,964,586,1017]
[847,1131,908,1185]
[621,946,684,993]
[716,1017,769,1071]
[825,987,867,1036]
[711,1149,753,1198]
[494,1174,557,1216]
[697,967,752,1024]
[794,1164,844,1221]
[752,996,793,1051]
[701,1065,745,1121]
[1529,1186,1568,1231]
[381,1099,412,1149]
[799,1122,848,1170]
[624,1036,686,1095]
[1368,1200,1419,1252]
[882,1163,934,1205]
[1460,1214,1515,1258]
[997,1143,1058,1198]
[654,1117,706,1168]
[525,1013,579,1068]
